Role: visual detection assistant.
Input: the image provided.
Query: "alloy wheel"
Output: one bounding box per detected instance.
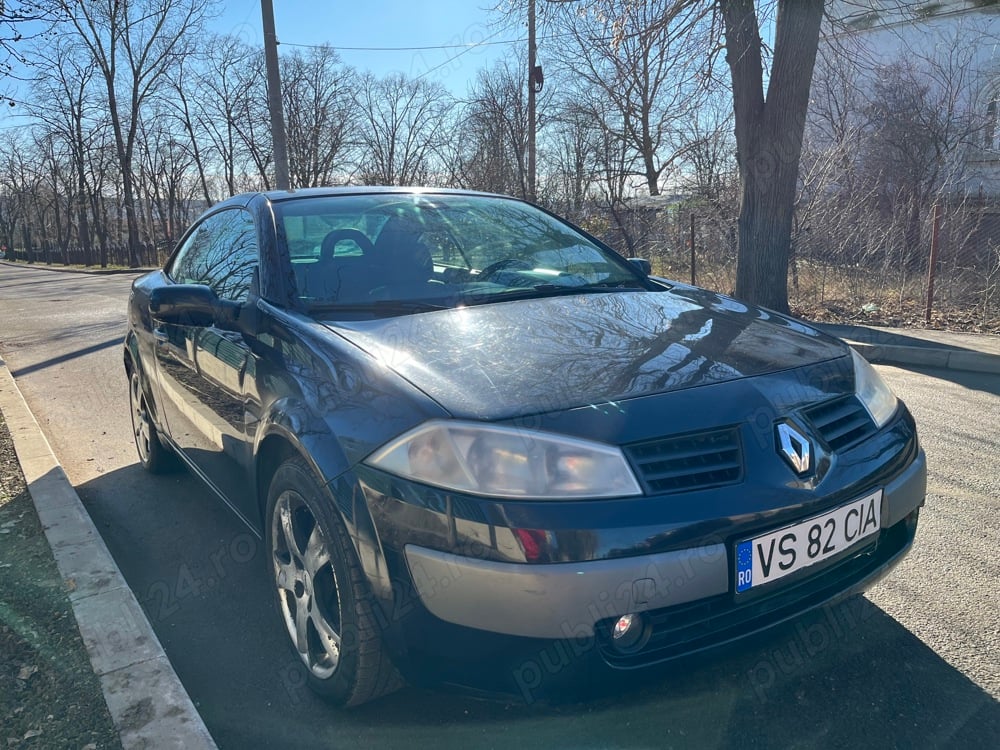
[271,490,343,679]
[129,372,152,465]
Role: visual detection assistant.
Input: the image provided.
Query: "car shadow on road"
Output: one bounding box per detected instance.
[335,597,997,750]
[890,363,1000,397]
[76,463,998,750]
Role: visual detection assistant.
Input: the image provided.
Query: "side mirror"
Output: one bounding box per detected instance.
[150,284,258,334]
[628,257,652,276]
[149,284,217,326]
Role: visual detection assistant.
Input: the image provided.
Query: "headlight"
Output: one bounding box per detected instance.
[851,349,898,428]
[365,420,643,499]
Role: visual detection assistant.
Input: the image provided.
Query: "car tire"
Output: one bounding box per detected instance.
[128,369,175,474]
[265,456,403,707]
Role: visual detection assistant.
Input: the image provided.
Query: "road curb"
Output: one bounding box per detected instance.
[0,259,155,275]
[843,340,1000,374]
[811,323,1000,374]
[0,359,217,750]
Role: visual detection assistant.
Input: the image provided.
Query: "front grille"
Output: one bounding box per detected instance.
[624,427,743,495]
[803,395,877,451]
[596,511,917,669]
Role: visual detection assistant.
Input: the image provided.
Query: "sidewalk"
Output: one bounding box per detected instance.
[0,259,157,276]
[0,359,217,750]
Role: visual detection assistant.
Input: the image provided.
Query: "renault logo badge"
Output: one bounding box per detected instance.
[776,422,812,475]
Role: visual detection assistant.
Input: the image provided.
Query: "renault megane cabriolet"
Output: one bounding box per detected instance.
[124,188,925,706]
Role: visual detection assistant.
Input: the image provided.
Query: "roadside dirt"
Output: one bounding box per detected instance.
[0,413,122,749]
[793,298,1000,335]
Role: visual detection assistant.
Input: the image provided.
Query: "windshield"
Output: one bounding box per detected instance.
[274,193,651,314]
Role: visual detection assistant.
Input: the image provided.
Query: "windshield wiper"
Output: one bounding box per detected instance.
[308,300,450,314]
[463,280,647,305]
[569,279,650,291]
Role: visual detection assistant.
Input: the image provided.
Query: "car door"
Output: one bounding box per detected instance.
[152,208,260,524]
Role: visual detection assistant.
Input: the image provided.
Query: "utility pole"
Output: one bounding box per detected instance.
[527,0,536,202]
[261,0,290,190]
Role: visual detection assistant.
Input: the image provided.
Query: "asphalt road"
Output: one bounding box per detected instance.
[0,262,997,749]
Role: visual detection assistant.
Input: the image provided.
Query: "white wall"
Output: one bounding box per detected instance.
[820,0,1000,194]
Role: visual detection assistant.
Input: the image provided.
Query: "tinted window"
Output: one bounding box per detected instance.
[169,209,258,302]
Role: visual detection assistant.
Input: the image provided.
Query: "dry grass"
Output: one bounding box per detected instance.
[649,253,1000,334]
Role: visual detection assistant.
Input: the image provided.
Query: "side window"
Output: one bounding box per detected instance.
[168,209,258,302]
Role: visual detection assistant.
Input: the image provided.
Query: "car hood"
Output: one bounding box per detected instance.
[321,289,847,420]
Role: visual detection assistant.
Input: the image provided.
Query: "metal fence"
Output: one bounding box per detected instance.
[575,197,1000,334]
[4,241,170,269]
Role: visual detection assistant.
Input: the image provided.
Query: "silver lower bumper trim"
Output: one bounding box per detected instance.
[404,543,728,639]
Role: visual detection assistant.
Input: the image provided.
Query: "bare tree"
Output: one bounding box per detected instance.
[0,131,44,261]
[1,1,64,100]
[165,55,214,206]
[27,37,102,264]
[589,100,642,255]
[56,0,211,265]
[135,108,197,254]
[355,72,454,186]
[282,45,356,188]
[183,36,269,196]
[547,0,712,197]
[674,89,737,206]
[543,102,598,214]
[455,59,530,197]
[720,0,825,313]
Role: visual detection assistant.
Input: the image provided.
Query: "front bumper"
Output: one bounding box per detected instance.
[402,448,926,656]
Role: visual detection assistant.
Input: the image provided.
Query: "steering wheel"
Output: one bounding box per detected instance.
[320,229,375,261]
[476,257,534,282]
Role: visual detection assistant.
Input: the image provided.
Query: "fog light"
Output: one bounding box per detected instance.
[613,614,636,639]
[611,612,645,651]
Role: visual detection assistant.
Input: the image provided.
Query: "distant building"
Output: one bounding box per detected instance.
[823,0,1000,195]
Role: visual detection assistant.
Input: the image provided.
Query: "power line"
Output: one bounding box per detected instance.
[279,32,576,53]
[413,25,511,82]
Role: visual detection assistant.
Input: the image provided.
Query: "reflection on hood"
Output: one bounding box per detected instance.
[324,290,845,420]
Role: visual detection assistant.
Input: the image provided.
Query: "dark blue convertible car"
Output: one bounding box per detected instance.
[124,188,925,706]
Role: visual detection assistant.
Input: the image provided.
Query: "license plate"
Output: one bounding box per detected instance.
[735,490,882,593]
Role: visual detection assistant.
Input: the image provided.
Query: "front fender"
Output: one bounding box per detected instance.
[255,398,352,485]
[251,307,451,640]
[254,401,395,621]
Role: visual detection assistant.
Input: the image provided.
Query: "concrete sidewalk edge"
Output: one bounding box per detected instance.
[846,340,1000,374]
[810,323,1000,374]
[0,359,217,750]
[0,259,155,276]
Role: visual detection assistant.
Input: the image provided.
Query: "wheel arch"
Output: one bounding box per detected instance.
[123,330,166,432]
[123,329,140,374]
[252,402,350,521]
[253,411,393,613]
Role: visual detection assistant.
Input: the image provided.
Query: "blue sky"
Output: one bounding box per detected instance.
[0,1,515,129]
[216,0,515,95]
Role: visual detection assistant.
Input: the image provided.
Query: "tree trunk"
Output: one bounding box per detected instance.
[76,169,94,267]
[721,0,824,313]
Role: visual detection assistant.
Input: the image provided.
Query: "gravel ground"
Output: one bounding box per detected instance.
[0,412,121,750]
